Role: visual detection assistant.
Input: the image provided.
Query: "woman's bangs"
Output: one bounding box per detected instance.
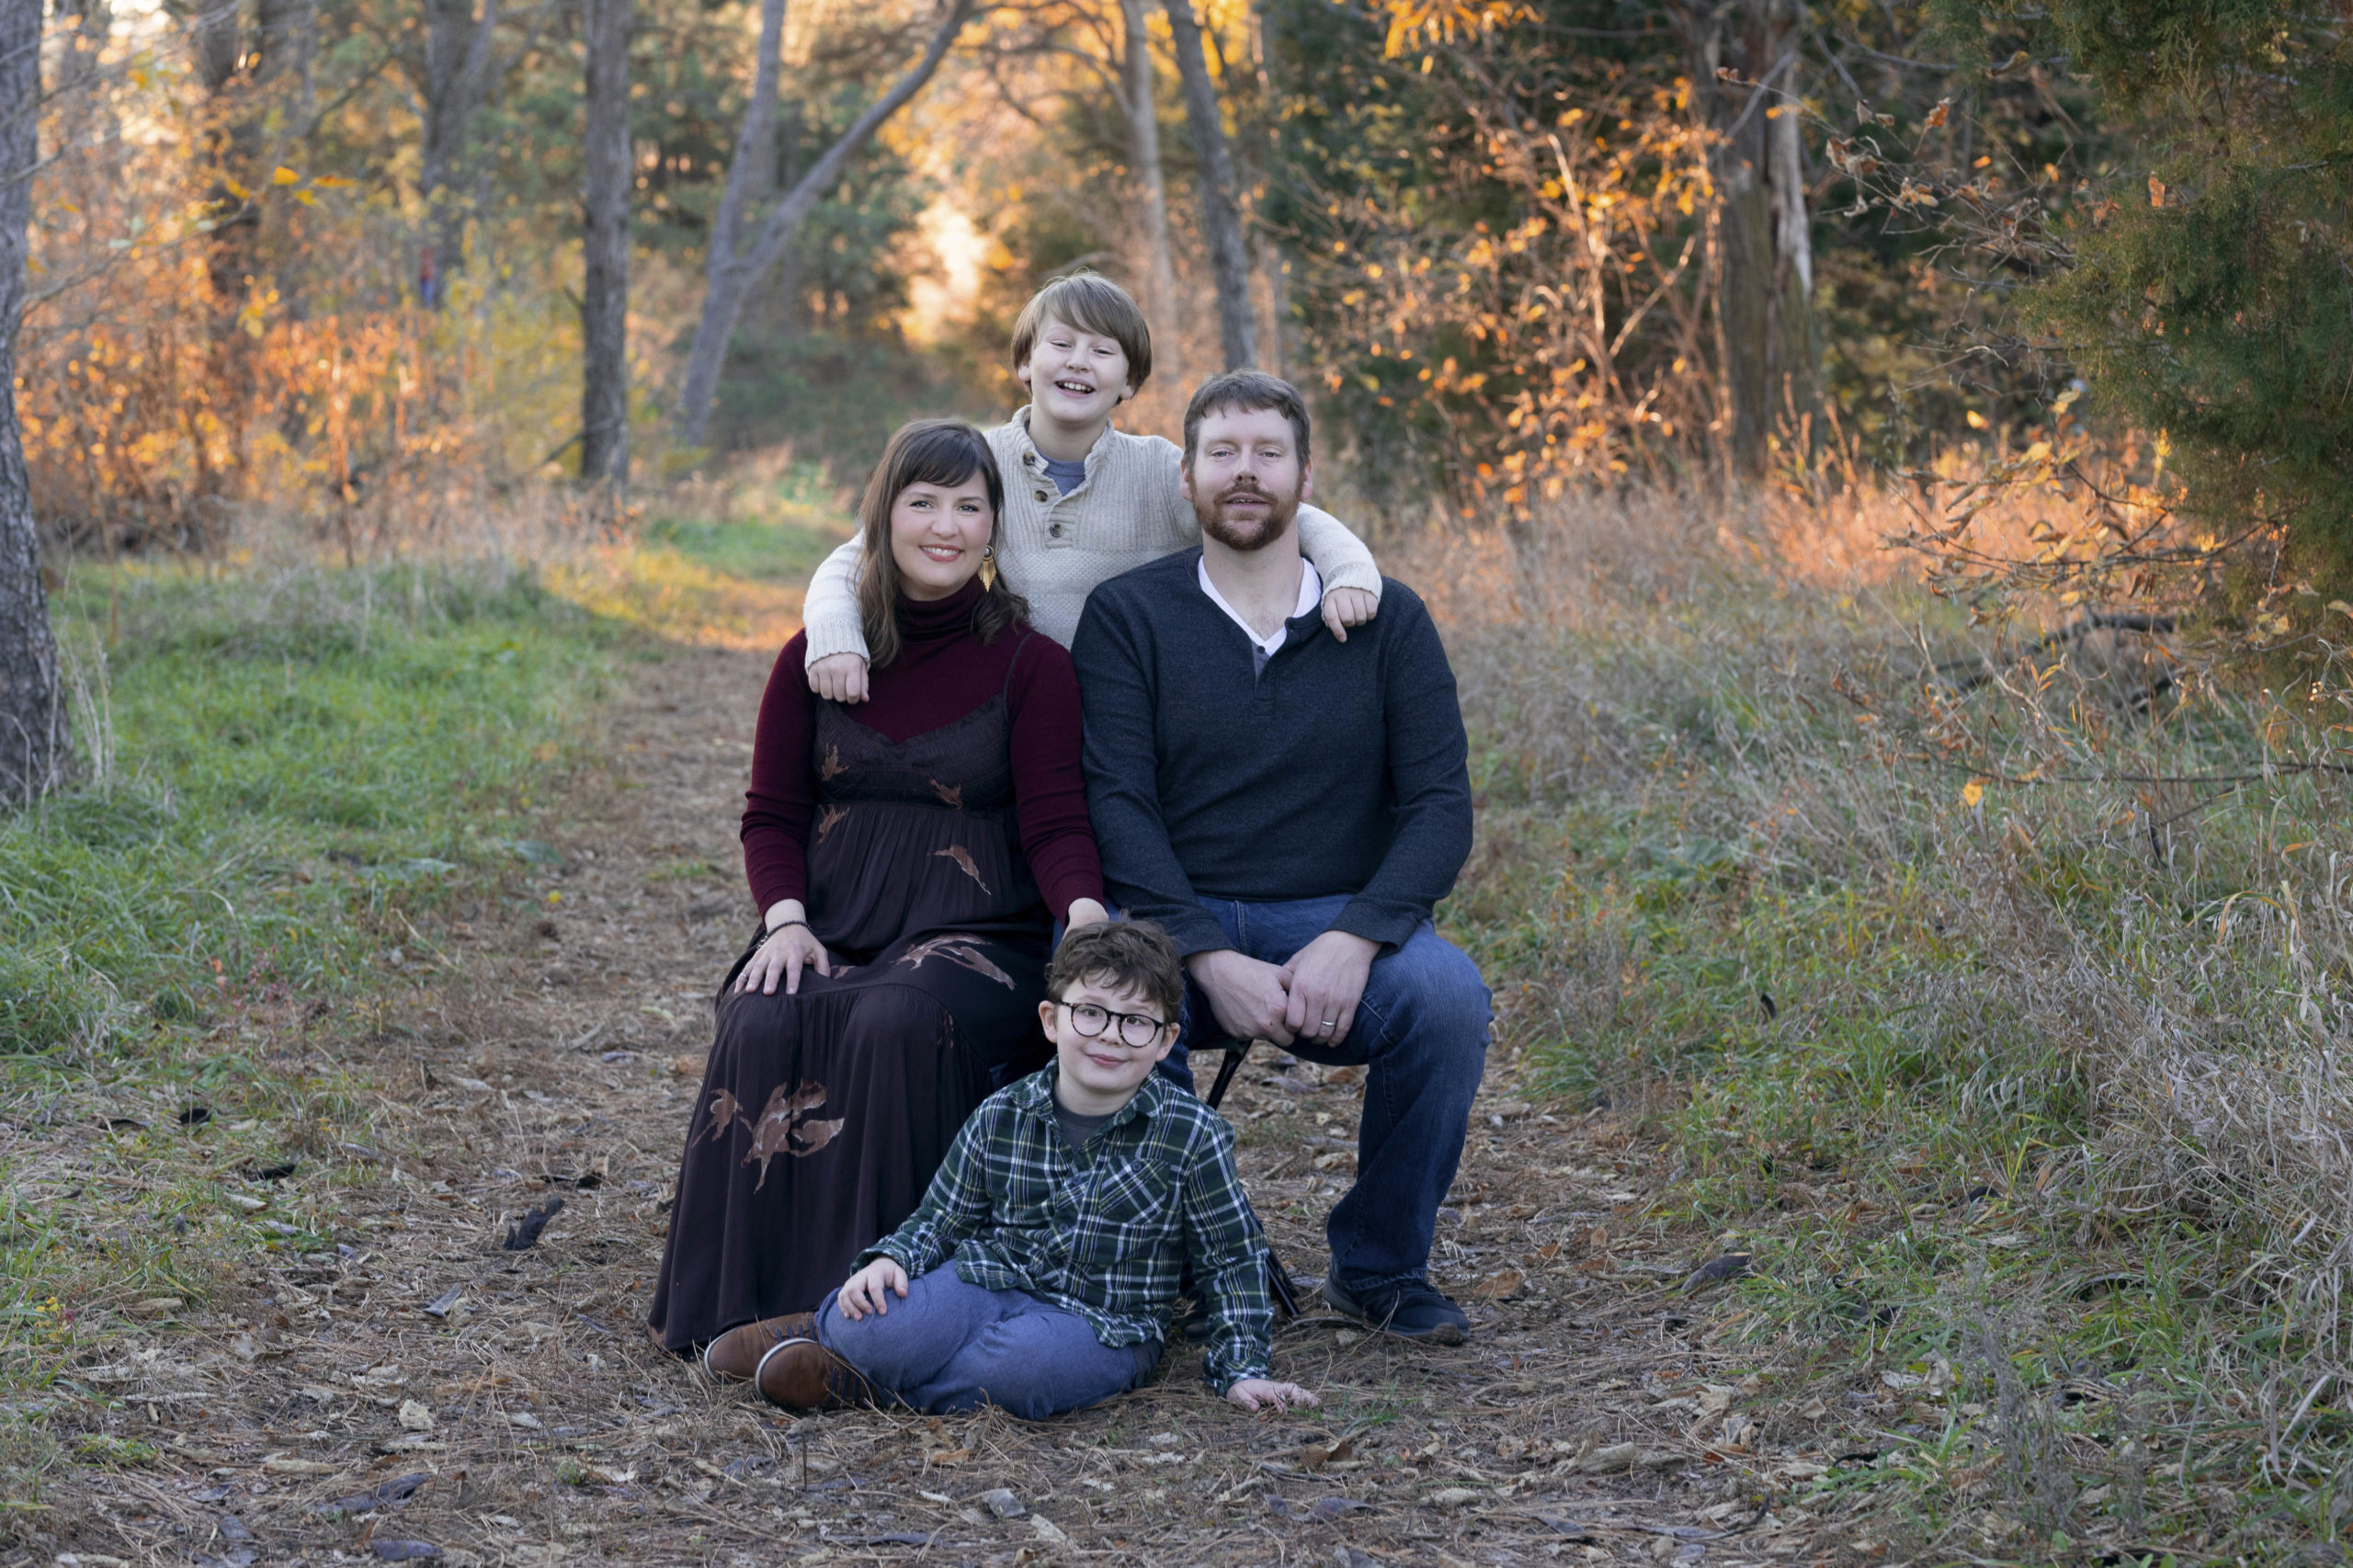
[893,427,989,496]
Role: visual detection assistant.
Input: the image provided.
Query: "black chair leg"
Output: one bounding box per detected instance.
[1198,1037,1306,1316]
[1205,1039,1251,1111]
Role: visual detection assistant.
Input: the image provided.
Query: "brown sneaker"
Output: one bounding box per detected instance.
[754,1337,877,1411]
[702,1313,818,1381]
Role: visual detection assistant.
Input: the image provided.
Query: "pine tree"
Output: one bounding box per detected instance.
[1936,0,2353,609]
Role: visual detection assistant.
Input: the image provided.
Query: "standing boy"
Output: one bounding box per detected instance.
[753,922,1317,1418]
[1074,371,1491,1346]
[795,272,1381,700]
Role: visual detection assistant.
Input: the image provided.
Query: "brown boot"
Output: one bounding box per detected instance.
[701,1313,818,1382]
[754,1337,876,1411]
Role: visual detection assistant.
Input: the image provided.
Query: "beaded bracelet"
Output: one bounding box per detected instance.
[762,920,811,942]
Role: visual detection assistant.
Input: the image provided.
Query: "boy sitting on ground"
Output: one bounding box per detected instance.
[751,921,1318,1419]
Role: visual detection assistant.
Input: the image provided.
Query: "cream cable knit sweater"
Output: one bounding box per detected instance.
[799,410,1382,661]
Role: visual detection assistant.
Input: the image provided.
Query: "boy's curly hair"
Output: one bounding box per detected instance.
[1046,920,1183,1025]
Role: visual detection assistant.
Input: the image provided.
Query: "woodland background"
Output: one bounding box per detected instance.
[7,0,2353,1562]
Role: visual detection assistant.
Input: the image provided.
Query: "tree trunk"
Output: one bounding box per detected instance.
[255,0,314,102]
[0,0,67,805]
[579,0,632,491]
[1120,0,1180,382]
[419,0,500,304]
[1665,0,1816,476]
[1163,0,1254,371]
[673,0,976,450]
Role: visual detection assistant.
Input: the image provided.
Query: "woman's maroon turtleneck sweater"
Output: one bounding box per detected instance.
[740,576,1103,925]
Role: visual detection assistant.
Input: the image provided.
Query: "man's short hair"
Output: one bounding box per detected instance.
[1046,920,1184,1025]
[1010,272,1154,395]
[1182,370,1313,466]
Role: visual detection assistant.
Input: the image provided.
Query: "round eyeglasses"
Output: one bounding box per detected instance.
[1060,999,1170,1049]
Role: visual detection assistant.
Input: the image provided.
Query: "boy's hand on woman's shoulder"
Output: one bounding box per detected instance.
[1224,1379,1318,1411]
[808,653,871,704]
[837,1257,910,1320]
[1320,587,1378,643]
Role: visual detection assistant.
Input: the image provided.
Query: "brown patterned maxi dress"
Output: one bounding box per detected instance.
[646,677,1055,1348]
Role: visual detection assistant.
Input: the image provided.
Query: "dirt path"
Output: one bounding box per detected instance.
[40,638,1859,1568]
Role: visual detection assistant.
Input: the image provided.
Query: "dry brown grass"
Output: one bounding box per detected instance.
[1418,480,2353,1547]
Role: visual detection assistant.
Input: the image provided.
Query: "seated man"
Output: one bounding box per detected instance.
[1073,370,1491,1346]
[752,921,1317,1419]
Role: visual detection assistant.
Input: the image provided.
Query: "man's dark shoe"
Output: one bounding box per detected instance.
[702,1312,817,1381]
[754,1337,878,1411]
[1323,1276,1470,1345]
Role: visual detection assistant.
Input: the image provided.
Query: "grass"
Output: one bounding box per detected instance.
[0,558,621,1495]
[19,473,2353,1558]
[542,460,850,651]
[1422,496,2353,1561]
[5,562,611,1050]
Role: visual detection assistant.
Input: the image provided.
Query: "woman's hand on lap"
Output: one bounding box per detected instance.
[737,923,832,996]
[1319,587,1378,643]
[1225,1379,1317,1412]
[808,653,871,704]
[837,1258,909,1320]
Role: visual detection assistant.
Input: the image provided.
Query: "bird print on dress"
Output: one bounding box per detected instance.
[819,744,847,781]
[742,1080,847,1188]
[896,935,1017,988]
[933,844,990,892]
[815,804,848,843]
[697,1086,741,1144]
[931,779,964,809]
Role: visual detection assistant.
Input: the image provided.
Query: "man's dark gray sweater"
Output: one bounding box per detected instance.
[1073,548,1473,958]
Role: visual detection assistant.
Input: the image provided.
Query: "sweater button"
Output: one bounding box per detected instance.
[1034,490,1049,503]
[1050,523,1063,538]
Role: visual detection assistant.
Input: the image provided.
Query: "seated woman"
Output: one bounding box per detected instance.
[647,419,1108,1375]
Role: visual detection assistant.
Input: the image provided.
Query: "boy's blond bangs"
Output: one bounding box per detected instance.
[1010,273,1154,394]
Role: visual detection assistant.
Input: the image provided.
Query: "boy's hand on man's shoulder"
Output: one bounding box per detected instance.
[1224,1379,1318,1412]
[1320,587,1378,643]
[837,1256,910,1320]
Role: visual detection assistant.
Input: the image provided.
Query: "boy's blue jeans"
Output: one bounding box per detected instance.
[816,1266,1160,1420]
[1170,895,1492,1294]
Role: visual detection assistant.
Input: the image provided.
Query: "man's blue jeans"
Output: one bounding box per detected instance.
[816,1265,1160,1420]
[1173,895,1492,1294]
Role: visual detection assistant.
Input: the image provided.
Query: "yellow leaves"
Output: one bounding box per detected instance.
[1966,410,1989,429]
[1378,0,1530,59]
[1961,780,1985,809]
[270,165,301,185]
[2148,175,2166,208]
[1895,179,1939,208]
[221,177,253,200]
[312,175,355,188]
[1924,98,1950,130]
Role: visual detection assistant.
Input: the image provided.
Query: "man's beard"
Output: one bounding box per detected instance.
[1193,482,1302,552]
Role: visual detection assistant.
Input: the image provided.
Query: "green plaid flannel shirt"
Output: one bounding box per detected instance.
[858,1066,1274,1392]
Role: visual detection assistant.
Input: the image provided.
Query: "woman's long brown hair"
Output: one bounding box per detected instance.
[854,420,1030,670]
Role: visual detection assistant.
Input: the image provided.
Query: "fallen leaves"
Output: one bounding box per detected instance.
[1467,1268,1525,1300]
